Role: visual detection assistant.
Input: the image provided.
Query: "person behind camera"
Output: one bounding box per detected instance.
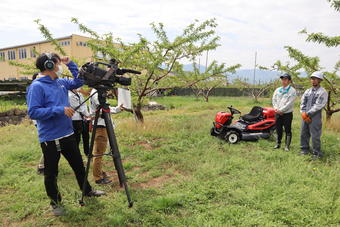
[68,88,91,156]
[26,53,105,216]
[89,88,125,185]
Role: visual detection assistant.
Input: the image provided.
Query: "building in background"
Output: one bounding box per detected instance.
[0,34,93,80]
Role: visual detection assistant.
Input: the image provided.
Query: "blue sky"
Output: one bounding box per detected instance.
[0,0,339,70]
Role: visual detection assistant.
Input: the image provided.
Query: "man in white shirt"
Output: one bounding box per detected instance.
[68,89,90,156]
[272,74,297,151]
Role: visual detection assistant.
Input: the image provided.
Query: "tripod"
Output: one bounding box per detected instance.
[79,88,133,207]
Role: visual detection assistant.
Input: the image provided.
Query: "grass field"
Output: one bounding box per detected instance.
[0,96,339,226]
[0,95,27,113]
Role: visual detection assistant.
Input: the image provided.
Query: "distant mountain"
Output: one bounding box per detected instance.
[230,69,280,84]
[183,64,307,84]
[183,64,207,73]
[183,64,279,84]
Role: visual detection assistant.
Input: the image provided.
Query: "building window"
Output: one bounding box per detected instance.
[59,40,71,46]
[19,77,28,81]
[30,47,36,58]
[8,50,16,60]
[19,48,27,59]
[0,52,5,61]
[77,41,88,47]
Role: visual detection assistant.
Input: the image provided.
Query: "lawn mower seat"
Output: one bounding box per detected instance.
[241,106,263,122]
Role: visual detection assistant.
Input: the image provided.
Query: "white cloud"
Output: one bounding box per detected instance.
[0,0,338,70]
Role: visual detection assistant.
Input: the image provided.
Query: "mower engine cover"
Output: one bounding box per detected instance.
[262,107,276,119]
[214,112,232,128]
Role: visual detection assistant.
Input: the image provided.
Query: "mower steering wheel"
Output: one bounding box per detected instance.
[228,106,241,115]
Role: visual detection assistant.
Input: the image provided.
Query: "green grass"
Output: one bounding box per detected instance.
[0,96,339,226]
[0,96,27,112]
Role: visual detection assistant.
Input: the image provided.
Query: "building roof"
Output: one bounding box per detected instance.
[0,34,89,51]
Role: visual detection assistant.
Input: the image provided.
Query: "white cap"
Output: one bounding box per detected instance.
[310,71,324,80]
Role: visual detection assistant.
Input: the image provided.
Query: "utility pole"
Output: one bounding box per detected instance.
[253,51,257,85]
[205,50,209,71]
[198,58,201,73]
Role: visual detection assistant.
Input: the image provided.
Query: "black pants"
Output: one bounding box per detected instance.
[275,112,293,143]
[40,135,92,206]
[82,120,90,156]
[72,120,90,156]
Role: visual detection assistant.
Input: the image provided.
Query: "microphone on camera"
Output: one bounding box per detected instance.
[116,68,141,75]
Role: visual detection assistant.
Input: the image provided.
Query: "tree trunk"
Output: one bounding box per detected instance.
[134,103,144,123]
[325,111,332,122]
[204,95,209,102]
[192,88,200,100]
[203,88,213,102]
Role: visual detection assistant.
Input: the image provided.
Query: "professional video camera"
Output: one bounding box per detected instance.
[79,59,141,88]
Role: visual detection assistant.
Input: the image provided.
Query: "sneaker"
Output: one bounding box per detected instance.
[312,152,323,159]
[95,178,112,185]
[102,171,109,178]
[85,190,106,197]
[274,143,281,149]
[37,167,44,175]
[51,205,65,216]
[299,150,309,155]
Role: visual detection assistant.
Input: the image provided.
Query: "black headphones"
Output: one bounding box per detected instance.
[44,53,55,71]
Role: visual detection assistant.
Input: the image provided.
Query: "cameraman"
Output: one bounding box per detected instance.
[29,73,45,175]
[27,53,105,216]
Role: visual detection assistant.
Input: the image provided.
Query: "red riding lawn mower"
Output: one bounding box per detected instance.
[210,106,276,144]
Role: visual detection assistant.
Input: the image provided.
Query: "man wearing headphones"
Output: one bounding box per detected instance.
[27,53,105,216]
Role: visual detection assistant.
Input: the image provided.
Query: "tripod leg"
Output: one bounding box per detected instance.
[102,110,134,207]
[80,110,100,205]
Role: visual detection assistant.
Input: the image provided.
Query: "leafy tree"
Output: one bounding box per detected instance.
[299,29,340,48]
[328,0,340,11]
[34,19,67,56]
[232,77,276,103]
[7,61,37,77]
[71,18,225,122]
[298,1,340,48]
[270,47,340,121]
[264,0,340,121]
[182,61,241,102]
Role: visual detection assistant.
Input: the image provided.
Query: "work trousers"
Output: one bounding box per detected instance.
[92,127,108,181]
[300,112,323,155]
[275,112,293,143]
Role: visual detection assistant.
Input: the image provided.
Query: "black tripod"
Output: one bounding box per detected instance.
[79,88,133,207]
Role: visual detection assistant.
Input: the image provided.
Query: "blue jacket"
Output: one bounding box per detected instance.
[27,61,83,142]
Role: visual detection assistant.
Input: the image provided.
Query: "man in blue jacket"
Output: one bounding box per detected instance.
[27,53,105,216]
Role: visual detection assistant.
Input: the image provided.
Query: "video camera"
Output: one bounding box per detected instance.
[79,59,141,88]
